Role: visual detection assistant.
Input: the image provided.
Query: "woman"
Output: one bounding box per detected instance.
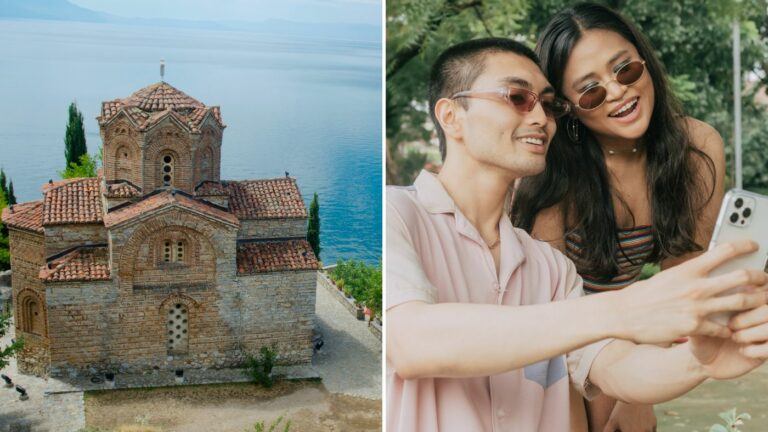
[512,3,725,431]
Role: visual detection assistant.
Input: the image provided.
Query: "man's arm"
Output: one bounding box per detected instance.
[387,240,768,381]
[388,295,611,379]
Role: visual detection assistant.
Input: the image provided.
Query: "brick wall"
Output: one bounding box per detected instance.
[46,269,317,376]
[237,218,307,239]
[44,206,319,376]
[8,228,50,374]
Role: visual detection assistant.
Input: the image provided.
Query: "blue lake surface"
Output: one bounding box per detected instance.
[0,19,382,264]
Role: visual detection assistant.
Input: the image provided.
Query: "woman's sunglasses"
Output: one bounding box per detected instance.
[575,60,646,110]
[450,87,571,119]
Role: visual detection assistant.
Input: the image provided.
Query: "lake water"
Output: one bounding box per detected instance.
[0,19,382,264]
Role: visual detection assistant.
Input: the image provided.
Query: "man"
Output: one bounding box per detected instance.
[386,38,768,432]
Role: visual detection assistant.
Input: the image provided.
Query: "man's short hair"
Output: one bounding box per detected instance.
[428,38,539,160]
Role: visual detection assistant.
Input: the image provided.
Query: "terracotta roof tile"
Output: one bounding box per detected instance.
[237,239,319,274]
[227,178,307,220]
[42,177,103,226]
[98,82,225,132]
[103,180,142,198]
[40,246,110,282]
[195,181,229,196]
[1,201,44,233]
[125,82,204,112]
[104,190,239,228]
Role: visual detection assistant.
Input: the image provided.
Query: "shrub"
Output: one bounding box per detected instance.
[245,346,277,388]
[249,415,291,432]
[329,260,382,317]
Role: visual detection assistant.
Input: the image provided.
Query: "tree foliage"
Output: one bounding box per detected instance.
[386,0,768,189]
[307,193,321,260]
[329,259,382,317]
[65,101,87,169]
[0,188,9,270]
[0,313,24,371]
[7,181,15,206]
[60,153,98,179]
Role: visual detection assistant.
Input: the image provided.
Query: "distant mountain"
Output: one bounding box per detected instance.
[0,0,108,21]
[0,0,381,42]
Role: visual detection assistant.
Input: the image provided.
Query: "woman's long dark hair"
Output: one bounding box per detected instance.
[512,2,715,279]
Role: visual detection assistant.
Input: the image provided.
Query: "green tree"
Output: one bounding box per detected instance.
[64,102,87,169]
[386,0,768,188]
[60,153,98,179]
[0,312,23,371]
[0,169,7,198]
[7,181,15,206]
[307,193,321,260]
[0,190,9,270]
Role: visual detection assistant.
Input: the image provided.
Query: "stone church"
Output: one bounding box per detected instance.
[1,82,319,377]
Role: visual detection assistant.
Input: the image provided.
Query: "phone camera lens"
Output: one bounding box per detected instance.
[730,212,739,223]
[743,208,752,218]
[735,198,744,208]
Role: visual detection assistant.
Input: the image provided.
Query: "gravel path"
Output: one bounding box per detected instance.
[313,274,382,400]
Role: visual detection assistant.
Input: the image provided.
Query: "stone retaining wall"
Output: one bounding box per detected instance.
[317,271,381,341]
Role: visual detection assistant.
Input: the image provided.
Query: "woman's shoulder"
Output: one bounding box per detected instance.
[683,117,724,156]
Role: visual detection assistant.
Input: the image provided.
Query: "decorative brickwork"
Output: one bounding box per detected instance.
[5,82,317,379]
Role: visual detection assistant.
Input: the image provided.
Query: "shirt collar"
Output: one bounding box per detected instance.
[413,170,456,214]
[413,169,526,278]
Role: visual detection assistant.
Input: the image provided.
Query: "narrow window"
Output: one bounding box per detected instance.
[164,241,171,262]
[167,303,189,354]
[162,154,174,187]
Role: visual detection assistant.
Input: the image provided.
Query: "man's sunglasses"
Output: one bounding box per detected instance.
[575,60,646,110]
[450,87,571,119]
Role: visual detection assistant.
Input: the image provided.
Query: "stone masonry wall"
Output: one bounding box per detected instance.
[17,332,50,376]
[46,269,317,376]
[237,218,306,239]
[8,228,50,375]
[43,207,315,377]
[44,224,107,256]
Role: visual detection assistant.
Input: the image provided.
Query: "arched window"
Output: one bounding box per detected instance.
[20,295,41,335]
[167,302,189,354]
[161,153,174,187]
[201,149,212,182]
[115,145,132,180]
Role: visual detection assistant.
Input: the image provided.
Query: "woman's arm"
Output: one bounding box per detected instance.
[661,118,726,269]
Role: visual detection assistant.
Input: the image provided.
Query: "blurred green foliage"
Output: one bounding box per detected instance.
[329,260,382,318]
[386,0,768,189]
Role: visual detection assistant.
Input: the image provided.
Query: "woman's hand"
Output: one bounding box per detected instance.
[602,402,657,432]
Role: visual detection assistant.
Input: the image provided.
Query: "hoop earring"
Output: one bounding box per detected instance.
[567,117,581,143]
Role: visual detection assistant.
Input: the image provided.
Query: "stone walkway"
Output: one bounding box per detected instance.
[0,274,382,431]
[313,273,382,400]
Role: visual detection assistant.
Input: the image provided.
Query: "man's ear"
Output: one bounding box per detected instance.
[434,98,463,141]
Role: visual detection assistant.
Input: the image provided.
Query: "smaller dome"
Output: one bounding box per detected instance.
[123,82,204,112]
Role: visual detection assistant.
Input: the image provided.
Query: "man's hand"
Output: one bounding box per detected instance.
[690,304,768,380]
[602,402,657,432]
[610,240,768,344]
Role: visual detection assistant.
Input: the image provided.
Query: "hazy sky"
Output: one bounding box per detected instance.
[69,0,382,26]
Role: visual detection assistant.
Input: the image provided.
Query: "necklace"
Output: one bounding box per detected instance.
[607,146,638,155]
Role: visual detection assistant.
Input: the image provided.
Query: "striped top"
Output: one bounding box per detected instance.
[565,225,654,293]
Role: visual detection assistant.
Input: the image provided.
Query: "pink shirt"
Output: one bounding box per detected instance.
[386,171,611,432]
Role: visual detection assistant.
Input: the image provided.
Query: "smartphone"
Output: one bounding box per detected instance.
[708,189,768,324]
